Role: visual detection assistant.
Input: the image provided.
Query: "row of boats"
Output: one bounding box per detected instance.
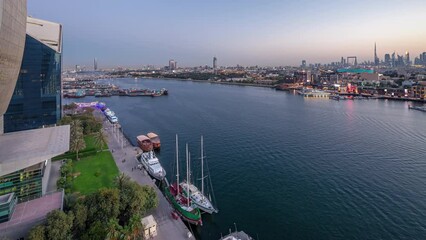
[64,88,168,98]
[135,134,218,226]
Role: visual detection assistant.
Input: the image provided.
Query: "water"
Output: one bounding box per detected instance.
[67,78,426,239]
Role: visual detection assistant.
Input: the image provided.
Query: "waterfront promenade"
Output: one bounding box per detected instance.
[94,109,195,240]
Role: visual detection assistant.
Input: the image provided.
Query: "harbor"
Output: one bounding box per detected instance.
[65,78,426,239]
[63,77,168,98]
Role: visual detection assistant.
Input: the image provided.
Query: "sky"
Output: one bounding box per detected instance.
[29,0,426,68]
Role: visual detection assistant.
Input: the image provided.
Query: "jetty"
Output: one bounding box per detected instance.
[93,109,195,240]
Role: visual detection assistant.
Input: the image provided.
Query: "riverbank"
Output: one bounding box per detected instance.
[94,109,195,240]
[102,76,275,89]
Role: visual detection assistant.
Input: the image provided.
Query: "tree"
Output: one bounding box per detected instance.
[28,225,46,240]
[85,188,120,225]
[105,218,122,240]
[93,129,107,152]
[45,210,74,240]
[73,203,88,234]
[140,185,158,211]
[115,174,158,225]
[70,120,85,160]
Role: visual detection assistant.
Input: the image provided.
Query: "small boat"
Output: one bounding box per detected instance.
[220,231,253,240]
[180,136,218,214]
[136,151,166,180]
[136,135,153,152]
[147,132,161,150]
[164,135,202,226]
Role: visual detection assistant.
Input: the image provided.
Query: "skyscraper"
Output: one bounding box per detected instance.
[384,54,391,65]
[301,60,306,68]
[405,51,410,65]
[213,56,217,69]
[374,42,379,66]
[4,17,63,133]
[94,57,98,71]
[169,59,177,70]
[391,52,396,67]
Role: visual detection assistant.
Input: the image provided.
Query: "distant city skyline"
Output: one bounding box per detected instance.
[28,0,426,68]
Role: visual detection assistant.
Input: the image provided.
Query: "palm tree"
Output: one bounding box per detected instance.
[93,129,107,152]
[70,119,85,160]
[105,218,121,240]
[70,135,86,160]
[127,214,142,240]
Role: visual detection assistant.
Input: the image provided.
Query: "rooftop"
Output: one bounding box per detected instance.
[0,125,70,176]
[0,191,63,237]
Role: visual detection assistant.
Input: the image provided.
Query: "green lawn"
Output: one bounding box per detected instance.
[71,151,119,195]
[84,134,108,151]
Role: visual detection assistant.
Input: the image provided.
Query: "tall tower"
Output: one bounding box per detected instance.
[94,58,98,71]
[213,56,217,69]
[374,42,379,66]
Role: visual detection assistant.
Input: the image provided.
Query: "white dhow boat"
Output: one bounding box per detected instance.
[136,151,166,180]
[180,136,218,214]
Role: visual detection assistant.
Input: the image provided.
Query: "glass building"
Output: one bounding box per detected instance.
[0,162,47,203]
[0,193,17,223]
[4,17,62,133]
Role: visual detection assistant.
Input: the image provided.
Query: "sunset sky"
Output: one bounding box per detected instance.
[29,0,426,68]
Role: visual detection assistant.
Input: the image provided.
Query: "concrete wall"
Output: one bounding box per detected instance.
[0,0,27,133]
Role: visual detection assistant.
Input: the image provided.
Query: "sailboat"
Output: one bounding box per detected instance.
[180,136,218,214]
[163,135,202,225]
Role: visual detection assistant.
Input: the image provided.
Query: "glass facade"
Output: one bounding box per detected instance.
[0,162,45,203]
[4,34,61,133]
[0,193,17,223]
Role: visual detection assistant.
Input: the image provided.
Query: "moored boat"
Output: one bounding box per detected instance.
[136,151,166,180]
[164,135,202,226]
[180,136,218,214]
[136,135,153,152]
[147,132,161,150]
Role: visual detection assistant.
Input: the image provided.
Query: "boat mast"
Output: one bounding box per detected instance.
[201,135,204,196]
[176,134,179,195]
[186,144,190,207]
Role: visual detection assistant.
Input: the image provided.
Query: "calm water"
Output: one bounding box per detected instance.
[68,78,426,240]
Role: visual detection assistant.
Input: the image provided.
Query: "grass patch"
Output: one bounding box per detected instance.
[71,151,119,195]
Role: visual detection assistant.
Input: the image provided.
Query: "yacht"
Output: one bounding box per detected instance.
[136,151,166,180]
[180,136,218,214]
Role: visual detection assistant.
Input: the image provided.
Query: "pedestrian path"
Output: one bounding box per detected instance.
[96,109,195,240]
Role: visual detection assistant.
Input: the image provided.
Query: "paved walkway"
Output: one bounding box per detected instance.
[96,110,195,240]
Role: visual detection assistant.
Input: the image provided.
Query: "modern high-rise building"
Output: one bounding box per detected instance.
[4,16,62,133]
[0,3,69,237]
[169,59,177,70]
[384,54,391,65]
[391,52,396,67]
[213,56,217,69]
[301,60,306,68]
[94,57,98,71]
[374,42,379,66]
[405,51,410,65]
[0,0,27,134]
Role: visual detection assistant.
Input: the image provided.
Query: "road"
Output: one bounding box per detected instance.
[95,109,196,240]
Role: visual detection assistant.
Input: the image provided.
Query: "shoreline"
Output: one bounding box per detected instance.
[95,109,196,240]
[86,77,426,103]
[103,76,275,89]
